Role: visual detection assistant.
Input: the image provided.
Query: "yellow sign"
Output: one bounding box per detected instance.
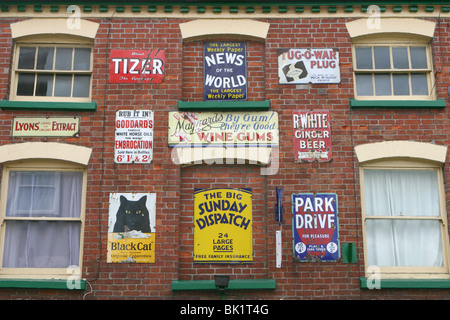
[194,188,252,263]
[107,233,155,263]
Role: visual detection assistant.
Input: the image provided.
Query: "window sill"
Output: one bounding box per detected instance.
[172,279,276,291]
[0,278,86,290]
[178,100,270,111]
[350,99,446,109]
[360,277,450,289]
[0,100,97,111]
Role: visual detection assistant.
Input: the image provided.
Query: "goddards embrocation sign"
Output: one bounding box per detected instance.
[115,110,153,164]
[194,188,252,263]
[293,110,332,162]
[278,48,340,84]
[204,42,247,101]
[107,193,156,263]
[292,193,339,262]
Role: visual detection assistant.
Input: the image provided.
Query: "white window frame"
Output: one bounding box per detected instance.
[0,157,88,280]
[11,40,93,103]
[9,18,98,103]
[360,159,449,279]
[351,35,435,101]
[356,141,449,280]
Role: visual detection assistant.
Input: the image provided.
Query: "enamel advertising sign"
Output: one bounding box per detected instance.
[194,188,253,263]
[204,42,247,101]
[278,48,340,84]
[107,193,156,263]
[292,193,339,262]
[293,110,332,162]
[115,110,153,164]
[109,49,165,84]
[168,111,278,147]
[12,117,79,137]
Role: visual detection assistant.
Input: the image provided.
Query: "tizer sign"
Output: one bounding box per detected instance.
[109,49,165,83]
[292,193,339,262]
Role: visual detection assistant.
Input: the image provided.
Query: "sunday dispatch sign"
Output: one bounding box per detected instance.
[194,188,252,263]
[292,193,339,262]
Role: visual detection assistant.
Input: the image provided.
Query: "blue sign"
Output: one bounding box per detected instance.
[204,42,247,101]
[292,193,339,262]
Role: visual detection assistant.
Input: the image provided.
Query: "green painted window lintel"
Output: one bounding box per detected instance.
[0,100,97,111]
[350,99,446,109]
[172,279,276,291]
[178,100,270,111]
[0,278,86,290]
[360,277,450,289]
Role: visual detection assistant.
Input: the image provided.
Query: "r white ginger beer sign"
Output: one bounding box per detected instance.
[293,110,332,162]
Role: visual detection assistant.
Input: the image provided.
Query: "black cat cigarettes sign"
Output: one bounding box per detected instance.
[107,193,156,263]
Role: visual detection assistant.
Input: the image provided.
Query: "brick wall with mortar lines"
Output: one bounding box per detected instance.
[0,15,448,300]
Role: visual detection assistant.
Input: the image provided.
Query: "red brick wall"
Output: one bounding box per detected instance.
[0,15,448,300]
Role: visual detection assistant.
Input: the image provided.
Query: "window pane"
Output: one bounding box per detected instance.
[355,74,373,95]
[374,73,391,95]
[73,48,91,70]
[18,47,36,69]
[36,47,54,70]
[411,73,428,95]
[54,74,72,96]
[6,171,83,218]
[410,46,427,69]
[373,46,390,69]
[366,219,443,267]
[55,47,73,70]
[355,47,373,69]
[364,169,440,217]
[35,74,53,96]
[16,73,35,96]
[392,47,409,69]
[2,221,81,268]
[393,73,409,95]
[73,75,90,97]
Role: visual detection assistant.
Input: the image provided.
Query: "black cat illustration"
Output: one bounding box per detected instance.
[113,195,151,233]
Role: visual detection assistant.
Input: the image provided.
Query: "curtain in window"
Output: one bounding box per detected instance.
[3,171,82,268]
[364,169,443,267]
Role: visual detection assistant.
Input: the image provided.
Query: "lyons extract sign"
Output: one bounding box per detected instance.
[109,49,165,84]
[293,110,332,162]
[278,48,340,84]
[115,110,153,164]
[107,193,156,263]
[292,193,339,262]
[204,41,247,101]
[168,111,278,147]
[12,117,79,137]
[194,188,252,263]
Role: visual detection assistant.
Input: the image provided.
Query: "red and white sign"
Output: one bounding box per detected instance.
[278,48,340,84]
[115,110,153,164]
[109,49,165,84]
[293,110,332,162]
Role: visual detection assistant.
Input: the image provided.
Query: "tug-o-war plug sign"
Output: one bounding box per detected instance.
[278,48,340,84]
